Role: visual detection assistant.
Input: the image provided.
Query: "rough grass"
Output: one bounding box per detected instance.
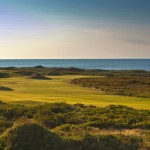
[0,122,140,150]
[0,102,150,150]
[71,76,150,98]
[0,75,150,109]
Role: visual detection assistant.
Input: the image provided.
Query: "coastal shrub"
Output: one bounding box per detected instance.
[30,73,51,80]
[71,76,150,98]
[0,122,143,150]
[0,101,150,149]
[15,71,34,76]
[0,73,10,78]
[47,67,85,76]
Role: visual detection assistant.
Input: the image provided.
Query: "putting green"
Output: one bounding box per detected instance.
[0,75,150,109]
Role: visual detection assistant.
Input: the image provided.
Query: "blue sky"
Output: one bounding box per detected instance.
[0,0,150,58]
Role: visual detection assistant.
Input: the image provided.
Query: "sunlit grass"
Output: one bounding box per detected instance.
[0,75,150,109]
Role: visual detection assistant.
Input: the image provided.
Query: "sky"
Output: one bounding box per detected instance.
[0,0,150,59]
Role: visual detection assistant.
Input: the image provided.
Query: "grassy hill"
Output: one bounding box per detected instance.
[0,101,150,150]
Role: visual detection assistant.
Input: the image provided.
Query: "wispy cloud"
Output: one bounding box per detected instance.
[120,38,150,45]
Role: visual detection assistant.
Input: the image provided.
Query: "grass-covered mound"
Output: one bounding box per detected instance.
[15,70,34,76]
[30,73,51,80]
[71,76,150,98]
[0,101,150,149]
[0,122,137,150]
[0,123,62,150]
[0,86,13,91]
[47,67,85,76]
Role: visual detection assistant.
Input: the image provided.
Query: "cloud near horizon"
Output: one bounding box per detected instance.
[119,38,150,45]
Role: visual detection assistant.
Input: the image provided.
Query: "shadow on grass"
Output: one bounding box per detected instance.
[0,86,13,91]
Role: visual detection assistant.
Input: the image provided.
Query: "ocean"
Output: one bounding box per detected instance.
[0,59,149,71]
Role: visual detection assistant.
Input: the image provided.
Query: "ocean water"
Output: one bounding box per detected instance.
[0,59,149,71]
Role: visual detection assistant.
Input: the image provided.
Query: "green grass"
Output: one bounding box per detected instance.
[0,75,150,109]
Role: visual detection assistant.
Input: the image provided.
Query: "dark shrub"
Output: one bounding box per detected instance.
[30,73,51,80]
[0,73,10,78]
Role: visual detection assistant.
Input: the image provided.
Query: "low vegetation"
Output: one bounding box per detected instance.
[0,101,150,149]
[71,76,150,98]
[29,73,51,80]
[1,66,149,77]
[0,73,10,78]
